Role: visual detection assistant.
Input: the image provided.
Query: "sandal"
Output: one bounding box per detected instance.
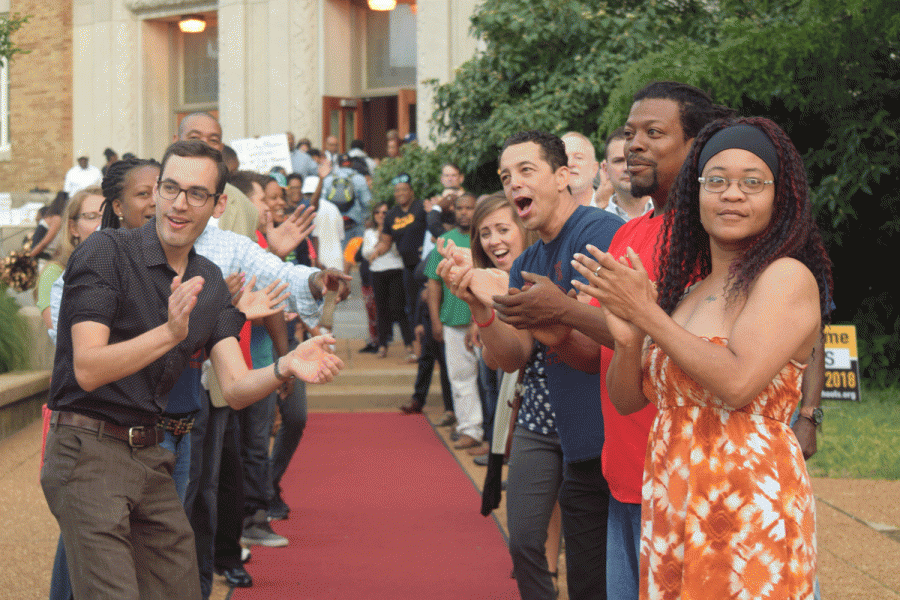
[404,347,418,363]
[376,346,387,358]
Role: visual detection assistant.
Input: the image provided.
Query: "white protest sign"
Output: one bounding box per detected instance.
[229,133,292,175]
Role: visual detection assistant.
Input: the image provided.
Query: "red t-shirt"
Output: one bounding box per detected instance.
[595,212,665,504]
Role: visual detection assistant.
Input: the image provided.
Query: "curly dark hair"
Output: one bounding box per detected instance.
[656,116,833,321]
[100,157,161,229]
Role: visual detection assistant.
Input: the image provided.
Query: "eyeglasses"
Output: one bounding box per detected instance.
[157,180,219,207]
[698,176,774,195]
[77,211,102,221]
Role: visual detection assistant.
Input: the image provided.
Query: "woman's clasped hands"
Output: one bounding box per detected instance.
[570,244,658,346]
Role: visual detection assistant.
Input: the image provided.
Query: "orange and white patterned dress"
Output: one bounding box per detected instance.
[639,338,816,600]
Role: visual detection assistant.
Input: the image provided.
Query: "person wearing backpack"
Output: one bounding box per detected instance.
[320,154,372,245]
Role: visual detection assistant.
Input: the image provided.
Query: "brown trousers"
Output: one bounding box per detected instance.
[41,423,200,600]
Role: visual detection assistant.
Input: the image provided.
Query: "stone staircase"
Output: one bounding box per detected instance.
[307,337,442,411]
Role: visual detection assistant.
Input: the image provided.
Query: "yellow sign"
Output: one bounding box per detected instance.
[822,324,861,401]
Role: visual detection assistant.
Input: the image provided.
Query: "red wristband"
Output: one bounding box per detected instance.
[474,307,496,328]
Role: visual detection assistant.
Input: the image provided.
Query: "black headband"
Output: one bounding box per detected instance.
[697,124,779,180]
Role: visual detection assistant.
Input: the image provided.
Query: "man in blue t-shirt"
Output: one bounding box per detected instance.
[482,130,623,600]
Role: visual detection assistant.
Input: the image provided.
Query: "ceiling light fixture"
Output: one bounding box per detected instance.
[179,15,206,34]
[367,0,397,10]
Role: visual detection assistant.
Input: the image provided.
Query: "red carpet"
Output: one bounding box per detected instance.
[233,412,517,599]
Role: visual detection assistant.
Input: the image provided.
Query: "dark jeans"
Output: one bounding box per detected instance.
[188,392,244,599]
[372,268,414,347]
[214,412,245,573]
[269,375,308,503]
[558,456,610,600]
[402,263,421,333]
[238,392,276,516]
[413,309,452,412]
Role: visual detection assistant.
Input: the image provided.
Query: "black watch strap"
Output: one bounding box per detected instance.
[273,357,294,381]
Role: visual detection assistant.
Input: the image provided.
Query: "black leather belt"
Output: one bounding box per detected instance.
[53,411,164,448]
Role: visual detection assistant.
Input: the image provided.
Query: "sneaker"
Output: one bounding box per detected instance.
[436,411,457,427]
[241,510,289,547]
[267,496,290,522]
[241,547,252,563]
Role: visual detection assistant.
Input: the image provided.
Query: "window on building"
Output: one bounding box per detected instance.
[366,5,416,90]
[179,23,218,110]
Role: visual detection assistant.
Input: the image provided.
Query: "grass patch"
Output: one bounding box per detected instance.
[806,386,900,480]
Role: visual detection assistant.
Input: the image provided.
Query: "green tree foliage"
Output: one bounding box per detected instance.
[0,286,28,374]
[413,0,898,386]
[370,144,449,207]
[0,13,30,65]
[599,0,900,386]
[428,0,715,180]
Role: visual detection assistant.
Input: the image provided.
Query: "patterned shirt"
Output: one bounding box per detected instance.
[517,345,557,435]
[49,220,245,426]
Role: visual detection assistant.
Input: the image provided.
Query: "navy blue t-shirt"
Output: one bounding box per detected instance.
[509,204,623,463]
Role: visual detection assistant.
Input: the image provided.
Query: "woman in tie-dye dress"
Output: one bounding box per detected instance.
[572,117,833,599]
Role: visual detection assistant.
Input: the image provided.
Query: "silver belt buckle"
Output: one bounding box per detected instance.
[128,426,147,448]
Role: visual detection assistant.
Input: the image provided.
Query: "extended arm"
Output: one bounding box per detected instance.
[426,277,444,343]
[200,227,323,326]
[437,259,532,373]
[209,334,343,410]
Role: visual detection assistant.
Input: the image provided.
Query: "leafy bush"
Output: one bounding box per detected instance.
[0,285,28,374]
[370,144,450,208]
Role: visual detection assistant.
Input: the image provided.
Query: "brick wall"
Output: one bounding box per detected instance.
[0,1,72,193]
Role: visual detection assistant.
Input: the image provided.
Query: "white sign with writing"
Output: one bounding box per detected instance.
[229,133,292,175]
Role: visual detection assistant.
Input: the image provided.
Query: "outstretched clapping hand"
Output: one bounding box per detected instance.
[266,204,317,259]
[168,275,204,341]
[571,245,657,322]
[235,275,290,322]
[281,334,345,384]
